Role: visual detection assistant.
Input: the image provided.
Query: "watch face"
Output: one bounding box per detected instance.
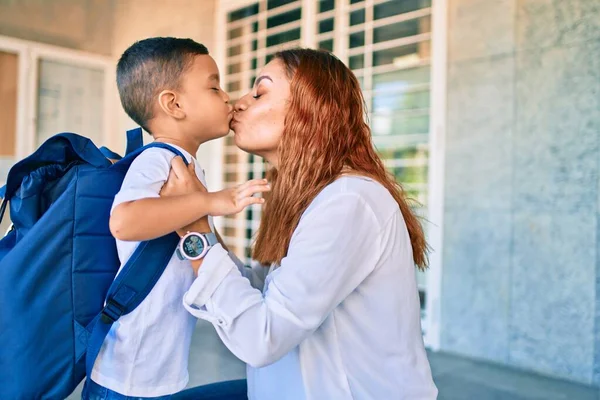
[183,234,205,258]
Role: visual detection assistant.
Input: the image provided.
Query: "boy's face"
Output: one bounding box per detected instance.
[177,55,232,140]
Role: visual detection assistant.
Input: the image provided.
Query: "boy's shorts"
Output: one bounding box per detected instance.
[81,379,173,400]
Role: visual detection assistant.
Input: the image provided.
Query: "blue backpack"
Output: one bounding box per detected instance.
[0,129,188,399]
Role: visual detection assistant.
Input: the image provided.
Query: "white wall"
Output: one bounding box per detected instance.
[0,0,114,56]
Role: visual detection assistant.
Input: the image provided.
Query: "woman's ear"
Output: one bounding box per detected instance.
[157,90,185,119]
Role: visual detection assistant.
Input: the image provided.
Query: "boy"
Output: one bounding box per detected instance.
[84,37,268,399]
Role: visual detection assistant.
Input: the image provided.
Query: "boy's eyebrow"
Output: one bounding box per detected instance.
[209,73,220,82]
[254,75,273,87]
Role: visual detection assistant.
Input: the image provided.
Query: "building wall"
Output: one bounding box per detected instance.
[440,0,600,385]
[0,0,219,181]
[0,0,219,229]
[0,0,115,55]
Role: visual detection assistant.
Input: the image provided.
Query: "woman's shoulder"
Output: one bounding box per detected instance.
[307,175,399,224]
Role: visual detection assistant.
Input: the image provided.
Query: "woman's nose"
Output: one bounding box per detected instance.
[234,97,249,112]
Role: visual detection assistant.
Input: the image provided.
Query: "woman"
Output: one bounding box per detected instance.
[164,49,437,400]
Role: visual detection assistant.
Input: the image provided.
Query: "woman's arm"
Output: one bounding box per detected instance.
[183,192,383,367]
[212,231,268,290]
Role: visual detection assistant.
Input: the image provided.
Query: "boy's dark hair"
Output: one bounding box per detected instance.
[116,37,209,134]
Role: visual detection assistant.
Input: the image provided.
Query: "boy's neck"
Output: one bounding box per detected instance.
[152,134,203,158]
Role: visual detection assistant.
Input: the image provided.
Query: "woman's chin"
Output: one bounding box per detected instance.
[232,131,245,149]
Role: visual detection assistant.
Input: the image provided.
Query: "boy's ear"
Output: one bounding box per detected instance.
[157,90,185,119]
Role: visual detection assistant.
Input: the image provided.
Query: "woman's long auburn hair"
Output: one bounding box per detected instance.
[252,49,428,270]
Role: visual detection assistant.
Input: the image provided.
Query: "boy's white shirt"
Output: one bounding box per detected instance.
[91,144,213,397]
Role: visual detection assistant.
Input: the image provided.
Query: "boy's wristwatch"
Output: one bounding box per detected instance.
[176,232,218,261]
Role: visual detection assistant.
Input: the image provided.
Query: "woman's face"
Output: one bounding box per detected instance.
[230,59,290,166]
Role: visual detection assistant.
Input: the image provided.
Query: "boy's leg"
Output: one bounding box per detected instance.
[81,379,109,400]
[171,379,248,400]
[81,377,186,400]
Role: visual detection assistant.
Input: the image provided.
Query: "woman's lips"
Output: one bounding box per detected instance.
[230,115,240,129]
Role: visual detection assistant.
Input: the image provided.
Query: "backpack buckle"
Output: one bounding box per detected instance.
[100,300,124,324]
[4,224,14,238]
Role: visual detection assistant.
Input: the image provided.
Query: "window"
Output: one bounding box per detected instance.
[345,1,432,323]
[0,37,111,183]
[221,1,304,262]
[36,60,105,146]
[219,0,439,342]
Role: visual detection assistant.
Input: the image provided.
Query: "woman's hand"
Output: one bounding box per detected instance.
[160,156,206,197]
[160,157,211,237]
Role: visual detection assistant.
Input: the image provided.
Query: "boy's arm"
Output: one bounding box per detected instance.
[109,148,211,241]
[110,192,215,241]
[111,154,269,242]
[214,229,230,252]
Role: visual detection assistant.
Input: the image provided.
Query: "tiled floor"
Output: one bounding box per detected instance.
[68,320,600,399]
[429,351,599,400]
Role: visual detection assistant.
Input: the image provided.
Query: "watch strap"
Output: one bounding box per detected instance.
[205,232,218,247]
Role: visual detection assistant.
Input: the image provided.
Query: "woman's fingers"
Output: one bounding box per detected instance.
[169,156,188,179]
[160,168,178,196]
[165,168,178,186]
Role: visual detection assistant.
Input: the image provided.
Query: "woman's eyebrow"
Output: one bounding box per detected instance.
[254,75,273,87]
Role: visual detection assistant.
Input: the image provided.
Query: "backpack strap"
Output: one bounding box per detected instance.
[85,143,191,376]
[98,127,145,161]
[85,233,180,376]
[0,192,7,226]
[98,147,122,161]
[125,127,144,156]
[124,142,189,162]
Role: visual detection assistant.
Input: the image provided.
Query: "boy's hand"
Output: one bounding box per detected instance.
[162,156,270,216]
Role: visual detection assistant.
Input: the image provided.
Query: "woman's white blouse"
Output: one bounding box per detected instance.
[183,176,438,399]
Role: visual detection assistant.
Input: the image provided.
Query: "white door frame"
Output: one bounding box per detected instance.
[0,35,114,159]
[423,0,448,351]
